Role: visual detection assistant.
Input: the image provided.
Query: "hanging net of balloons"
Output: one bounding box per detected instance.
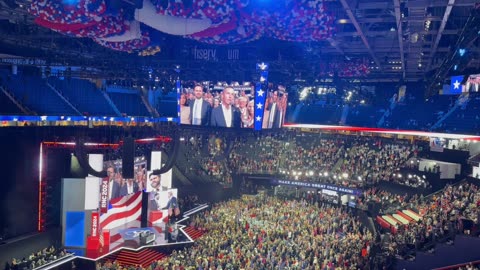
[28,0,336,51]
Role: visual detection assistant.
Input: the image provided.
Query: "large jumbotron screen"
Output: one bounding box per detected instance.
[179,84,288,129]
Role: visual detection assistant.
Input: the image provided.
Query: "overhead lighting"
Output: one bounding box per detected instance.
[337,19,349,24]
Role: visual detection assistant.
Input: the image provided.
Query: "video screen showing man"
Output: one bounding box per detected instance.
[120,178,139,197]
[106,165,122,200]
[189,84,212,126]
[263,90,288,129]
[210,86,241,128]
[163,190,180,222]
[147,171,169,193]
[103,157,147,200]
[135,166,147,191]
[148,189,179,223]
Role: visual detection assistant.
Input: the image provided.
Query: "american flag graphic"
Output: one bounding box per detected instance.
[100,191,143,230]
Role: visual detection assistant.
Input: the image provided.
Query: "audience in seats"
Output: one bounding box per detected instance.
[384,182,480,259]
[99,195,373,270]
[5,246,69,270]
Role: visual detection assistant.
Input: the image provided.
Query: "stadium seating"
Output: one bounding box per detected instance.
[48,78,118,116]
[346,104,380,127]
[441,93,480,134]
[386,95,455,130]
[296,103,343,125]
[107,91,151,116]
[0,88,26,115]
[0,72,78,115]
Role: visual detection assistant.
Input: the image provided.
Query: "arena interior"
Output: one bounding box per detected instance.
[1,0,480,269]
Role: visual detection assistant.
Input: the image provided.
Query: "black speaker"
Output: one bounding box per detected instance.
[122,137,135,178]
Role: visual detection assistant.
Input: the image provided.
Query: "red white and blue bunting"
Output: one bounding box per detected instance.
[28,0,336,51]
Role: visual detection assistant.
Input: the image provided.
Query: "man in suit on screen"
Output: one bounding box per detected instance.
[189,84,212,126]
[107,166,122,200]
[265,91,283,128]
[149,172,168,192]
[210,86,241,128]
[120,178,139,196]
[163,190,180,222]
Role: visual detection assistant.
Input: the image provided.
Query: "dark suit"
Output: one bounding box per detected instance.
[210,105,241,128]
[266,102,282,128]
[149,197,159,211]
[163,195,180,221]
[120,181,139,197]
[189,99,211,126]
[110,180,122,200]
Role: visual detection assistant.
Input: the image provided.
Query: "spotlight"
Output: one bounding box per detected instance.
[459,49,466,57]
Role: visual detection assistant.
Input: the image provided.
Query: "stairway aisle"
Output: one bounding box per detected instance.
[103,248,167,268]
[183,226,206,241]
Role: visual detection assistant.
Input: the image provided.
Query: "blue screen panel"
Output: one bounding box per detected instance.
[65,211,85,247]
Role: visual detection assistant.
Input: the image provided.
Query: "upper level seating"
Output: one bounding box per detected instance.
[386,95,455,130]
[0,89,24,115]
[108,92,150,116]
[157,101,177,117]
[49,78,117,116]
[296,104,343,125]
[441,93,480,135]
[346,104,379,127]
[0,72,77,115]
[176,130,422,189]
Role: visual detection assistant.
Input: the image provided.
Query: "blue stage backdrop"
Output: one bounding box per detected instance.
[65,211,86,247]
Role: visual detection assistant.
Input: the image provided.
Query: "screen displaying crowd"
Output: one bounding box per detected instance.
[103,157,148,200]
[180,84,288,129]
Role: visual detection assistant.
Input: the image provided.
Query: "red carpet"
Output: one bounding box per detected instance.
[103,248,167,267]
[183,226,206,240]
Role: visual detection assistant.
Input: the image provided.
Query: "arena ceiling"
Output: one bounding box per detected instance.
[0,0,479,88]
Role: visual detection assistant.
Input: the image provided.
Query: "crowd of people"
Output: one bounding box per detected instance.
[385,182,480,259]
[99,195,374,270]
[226,131,423,189]
[178,132,233,186]
[170,128,430,190]
[5,246,70,270]
[357,188,416,212]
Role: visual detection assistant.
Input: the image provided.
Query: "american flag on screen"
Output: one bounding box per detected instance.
[254,62,269,131]
[100,191,143,230]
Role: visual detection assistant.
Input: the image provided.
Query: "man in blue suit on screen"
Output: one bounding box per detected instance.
[107,166,122,200]
[163,190,180,223]
[189,84,212,126]
[210,86,241,128]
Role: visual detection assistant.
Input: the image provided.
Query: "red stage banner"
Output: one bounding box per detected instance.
[91,212,99,238]
[100,177,109,213]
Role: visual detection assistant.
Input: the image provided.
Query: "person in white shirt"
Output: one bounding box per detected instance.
[120,178,139,196]
[189,85,212,126]
[265,91,283,128]
[106,166,122,200]
[210,86,241,128]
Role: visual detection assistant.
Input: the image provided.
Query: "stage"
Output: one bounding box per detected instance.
[66,203,208,261]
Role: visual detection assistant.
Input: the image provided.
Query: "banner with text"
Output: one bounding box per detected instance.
[91,212,99,238]
[271,179,362,195]
[100,177,109,213]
